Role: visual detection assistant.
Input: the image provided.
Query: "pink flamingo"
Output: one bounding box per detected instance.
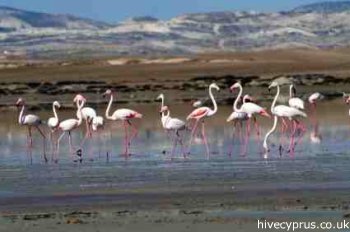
[289,84,305,110]
[56,96,84,161]
[186,83,220,159]
[103,89,142,156]
[268,81,307,154]
[160,105,186,158]
[230,82,270,154]
[16,98,47,162]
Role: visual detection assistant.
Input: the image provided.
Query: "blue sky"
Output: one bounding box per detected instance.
[0,0,341,22]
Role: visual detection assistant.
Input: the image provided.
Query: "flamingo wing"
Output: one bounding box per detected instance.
[58,119,79,131]
[274,105,307,118]
[227,111,248,122]
[23,114,41,126]
[186,107,209,120]
[165,118,186,130]
[241,103,269,117]
[112,108,142,120]
[289,97,305,110]
[48,117,59,128]
[81,107,97,120]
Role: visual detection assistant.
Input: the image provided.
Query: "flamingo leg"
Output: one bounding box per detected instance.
[127,120,139,149]
[177,130,186,159]
[228,121,237,157]
[170,130,178,159]
[239,121,244,144]
[253,116,261,138]
[49,131,55,162]
[68,131,74,159]
[36,126,48,163]
[187,119,199,155]
[279,118,288,152]
[27,126,33,148]
[123,121,129,156]
[288,120,297,155]
[294,120,307,149]
[200,121,210,159]
[56,131,66,162]
[241,119,250,156]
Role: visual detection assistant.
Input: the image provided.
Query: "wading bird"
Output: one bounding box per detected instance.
[160,105,186,158]
[103,89,142,156]
[16,98,47,162]
[47,101,61,160]
[226,94,252,155]
[186,83,220,159]
[74,94,95,139]
[56,96,84,161]
[268,81,307,153]
[229,82,270,154]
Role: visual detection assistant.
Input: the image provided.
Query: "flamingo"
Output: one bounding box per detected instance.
[73,94,96,138]
[47,101,61,160]
[226,94,250,155]
[268,81,307,153]
[159,105,186,158]
[103,89,142,156]
[16,98,47,162]
[186,83,220,158]
[308,92,324,142]
[308,92,324,122]
[56,96,84,161]
[289,84,305,110]
[229,82,270,154]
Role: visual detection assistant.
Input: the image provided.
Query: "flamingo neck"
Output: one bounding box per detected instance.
[209,85,218,115]
[289,85,293,98]
[160,95,164,108]
[77,100,84,126]
[271,84,280,113]
[52,103,58,122]
[18,105,25,125]
[105,94,114,120]
[263,115,278,151]
[234,84,243,112]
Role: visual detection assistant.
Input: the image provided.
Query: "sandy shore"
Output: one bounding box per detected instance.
[1,188,350,232]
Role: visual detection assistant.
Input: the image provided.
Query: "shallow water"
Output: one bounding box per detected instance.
[2,100,350,208]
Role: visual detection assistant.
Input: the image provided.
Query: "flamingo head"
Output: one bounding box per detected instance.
[102,89,113,98]
[159,105,169,114]
[73,94,86,104]
[210,83,220,91]
[156,93,164,101]
[53,101,61,108]
[242,94,254,103]
[346,97,350,105]
[192,100,202,108]
[268,81,279,91]
[229,82,241,92]
[15,98,24,106]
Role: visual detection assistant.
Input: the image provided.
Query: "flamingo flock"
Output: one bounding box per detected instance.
[15,80,336,163]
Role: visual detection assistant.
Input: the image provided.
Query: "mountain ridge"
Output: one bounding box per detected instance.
[1,1,350,57]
